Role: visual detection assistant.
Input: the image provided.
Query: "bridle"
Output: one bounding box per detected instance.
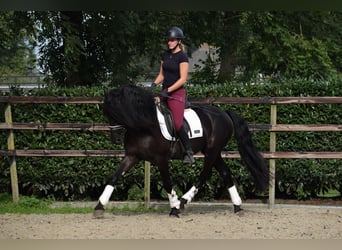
[108,125,124,130]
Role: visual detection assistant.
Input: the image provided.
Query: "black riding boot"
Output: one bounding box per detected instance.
[177,125,195,165]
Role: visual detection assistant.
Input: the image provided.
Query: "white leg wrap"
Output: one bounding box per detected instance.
[228,185,242,206]
[181,186,198,203]
[99,185,114,206]
[167,189,180,209]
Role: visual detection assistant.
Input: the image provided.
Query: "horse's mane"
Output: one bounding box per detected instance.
[103,84,157,129]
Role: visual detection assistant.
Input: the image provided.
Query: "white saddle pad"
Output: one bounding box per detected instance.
[156,107,203,141]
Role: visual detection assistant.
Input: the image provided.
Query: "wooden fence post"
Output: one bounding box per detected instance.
[144,161,151,209]
[268,104,277,208]
[5,104,19,203]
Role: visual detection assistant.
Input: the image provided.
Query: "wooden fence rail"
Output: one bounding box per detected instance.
[1,96,341,208]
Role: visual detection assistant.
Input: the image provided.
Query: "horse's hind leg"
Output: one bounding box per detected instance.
[214,156,243,213]
[180,153,217,210]
[93,155,138,218]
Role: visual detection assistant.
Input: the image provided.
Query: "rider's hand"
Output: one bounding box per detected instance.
[151,82,156,92]
[159,89,169,98]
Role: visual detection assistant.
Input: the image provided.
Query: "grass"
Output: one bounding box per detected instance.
[2,191,339,215]
[317,189,341,198]
[0,193,169,214]
[0,193,92,214]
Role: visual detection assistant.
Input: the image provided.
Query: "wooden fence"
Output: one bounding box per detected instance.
[1,96,342,208]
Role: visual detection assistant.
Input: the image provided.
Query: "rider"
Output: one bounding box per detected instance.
[151,26,195,165]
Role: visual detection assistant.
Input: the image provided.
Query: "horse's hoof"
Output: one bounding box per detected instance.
[93,209,105,219]
[180,198,187,210]
[93,202,105,219]
[169,207,180,218]
[233,205,244,214]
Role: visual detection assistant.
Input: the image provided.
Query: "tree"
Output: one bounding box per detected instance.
[238,11,340,80]
[186,11,341,82]
[14,10,341,86]
[0,11,37,75]
[33,11,174,86]
[183,11,243,82]
[33,11,89,85]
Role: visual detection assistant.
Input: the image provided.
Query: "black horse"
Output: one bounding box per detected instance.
[94,84,268,218]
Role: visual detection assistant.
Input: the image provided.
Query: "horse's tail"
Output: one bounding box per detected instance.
[225,110,269,191]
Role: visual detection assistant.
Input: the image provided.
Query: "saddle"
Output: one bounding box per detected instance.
[155,99,203,141]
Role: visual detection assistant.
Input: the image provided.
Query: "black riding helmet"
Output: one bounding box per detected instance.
[165,26,185,40]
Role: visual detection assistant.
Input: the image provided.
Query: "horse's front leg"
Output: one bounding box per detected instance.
[157,160,181,217]
[93,155,138,218]
[167,189,181,217]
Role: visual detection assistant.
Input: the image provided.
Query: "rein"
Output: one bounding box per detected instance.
[164,95,218,115]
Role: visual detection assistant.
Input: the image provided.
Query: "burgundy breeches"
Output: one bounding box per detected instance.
[166,87,186,131]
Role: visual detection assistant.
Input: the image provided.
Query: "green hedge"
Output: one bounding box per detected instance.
[1,77,341,201]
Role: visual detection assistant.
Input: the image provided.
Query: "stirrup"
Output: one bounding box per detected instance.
[183,152,195,165]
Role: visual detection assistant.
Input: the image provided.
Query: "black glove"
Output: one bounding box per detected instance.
[159,89,169,98]
[151,82,156,92]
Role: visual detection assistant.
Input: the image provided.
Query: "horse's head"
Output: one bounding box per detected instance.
[102,84,157,130]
